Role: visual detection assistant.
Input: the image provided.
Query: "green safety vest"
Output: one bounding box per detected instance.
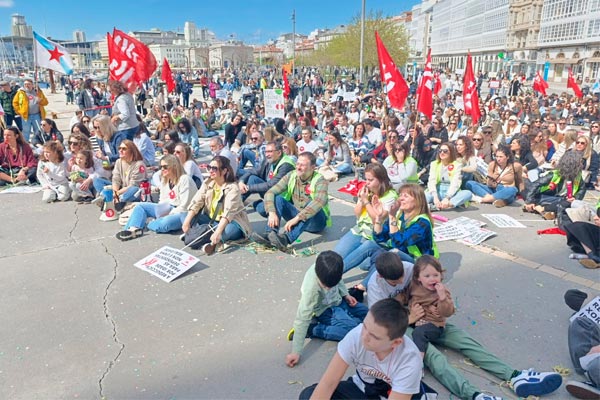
[404,156,420,183]
[271,154,296,178]
[430,160,460,184]
[282,171,332,227]
[403,213,439,259]
[540,170,582,196]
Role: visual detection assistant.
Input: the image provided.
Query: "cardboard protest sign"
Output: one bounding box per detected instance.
[215,90,227,100]
[135,246,199,282]
[263,89,285,119]
[570,296,600,325]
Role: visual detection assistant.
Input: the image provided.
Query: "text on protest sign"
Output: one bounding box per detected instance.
[134,246,199,283]
[570,296,600,325]
[264,89,285,119]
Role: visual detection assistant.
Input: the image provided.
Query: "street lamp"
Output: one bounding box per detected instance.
[359,0,365,84]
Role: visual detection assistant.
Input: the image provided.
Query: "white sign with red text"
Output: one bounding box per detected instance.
[134,246,199,282]
[264,89,285,119]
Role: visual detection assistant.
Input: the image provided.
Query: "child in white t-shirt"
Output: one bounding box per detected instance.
[299,298,423,400]
[367,251,414,309]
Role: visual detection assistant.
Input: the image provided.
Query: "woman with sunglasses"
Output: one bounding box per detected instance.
[92,139,146,207]
[116,154,197,241]
[573,135,599,189]
[414,135,436,184]
[384,141,418,191]
[175,117,200,157]
[152,113,175,143]
[182,156,250,255]
[32,118,64,155]
[426,142,472,210]
[91,114,126,165]
[466,145,523,208]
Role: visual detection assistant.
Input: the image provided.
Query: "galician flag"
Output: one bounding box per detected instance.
[34,31,74,75]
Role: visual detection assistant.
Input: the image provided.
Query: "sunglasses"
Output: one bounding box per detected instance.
[394,148,404,152]
[160,165,169,170]
[592,125,600,128]
[82,120,90,123]
[251,137,260,141]
[118,147,128,151]
[174,150,182,154]
[69,141,79,145]
[439,148,450,154]
[162,116,169,119]
[207,165,220,172]
[576,141,587,145]
[483,131,492,135]
[473,138,483,142]
[93,125,100,129]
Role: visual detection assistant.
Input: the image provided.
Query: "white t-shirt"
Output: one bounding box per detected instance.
[338,325,422,397]
[367,262,414,309]
[184,159,203,184]
[366,127,383,146]
[296,139,320,154]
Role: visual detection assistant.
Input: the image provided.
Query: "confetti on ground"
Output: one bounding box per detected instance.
[553,365,570,376]
[535,282,544,287]
[480,309,496,320]
[292,247,318,257]
[288,380,303,385]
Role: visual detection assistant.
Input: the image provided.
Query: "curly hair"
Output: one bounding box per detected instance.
[558,150,583,183]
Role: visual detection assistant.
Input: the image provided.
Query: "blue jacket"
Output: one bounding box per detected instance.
[97,130,127,163]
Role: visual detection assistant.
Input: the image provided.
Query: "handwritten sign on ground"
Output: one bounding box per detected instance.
[0,186,43,194]
[570,295,600,325]
[481,214,526,228]
[434,216,495,245]
[134,246,199,282]
[264,89,285,119]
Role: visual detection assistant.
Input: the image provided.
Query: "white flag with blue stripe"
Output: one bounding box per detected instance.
[34,31,74,75]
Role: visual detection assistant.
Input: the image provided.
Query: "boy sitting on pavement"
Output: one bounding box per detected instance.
[367,252,563,400]
[286,250,368,368]
[299,298,423,400]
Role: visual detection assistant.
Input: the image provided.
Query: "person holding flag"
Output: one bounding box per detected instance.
[12,79,48,144]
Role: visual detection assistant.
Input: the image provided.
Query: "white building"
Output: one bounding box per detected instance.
[11,14,32,38]
[73,30,86,43]
[208,43,254,69]
[538,0,600,82]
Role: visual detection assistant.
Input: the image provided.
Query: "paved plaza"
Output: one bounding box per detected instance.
[0,89,599,399]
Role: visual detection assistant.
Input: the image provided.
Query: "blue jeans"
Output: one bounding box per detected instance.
[334,231,383,286]
[194,212,244,243]
[238,148,258,176]
[426,183,472,208]
[22,113,42,143]
[332,162,353,175]
[312,300,368,341]
[180,132,200,157]
[124,202,185,233]
[118,126,139,141]
[265,195,327,242]
[92,177,140,202]
[465,181,518,204]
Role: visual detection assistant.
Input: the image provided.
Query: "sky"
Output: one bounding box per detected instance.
[1,0,420,43]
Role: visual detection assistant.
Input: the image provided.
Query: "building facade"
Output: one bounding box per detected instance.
[507,0,543,77]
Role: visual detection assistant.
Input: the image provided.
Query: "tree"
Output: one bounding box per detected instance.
[307,10,409,74]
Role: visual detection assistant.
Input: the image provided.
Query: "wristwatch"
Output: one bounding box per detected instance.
[390,220,398,226]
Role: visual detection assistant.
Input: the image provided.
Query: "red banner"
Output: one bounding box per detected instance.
[567,68,583,98]
[283,69,290,99]
[463,53,481,125]
[108,28,157,86]
[374,31,409,110]
[162,57,176,93]
[533,71,548,96]
[416,49,433,120]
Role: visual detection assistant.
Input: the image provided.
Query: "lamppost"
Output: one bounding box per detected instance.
[359,0,365,84]
[291,9,296,77]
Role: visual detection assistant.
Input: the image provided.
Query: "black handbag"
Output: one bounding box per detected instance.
[183,196,223,250]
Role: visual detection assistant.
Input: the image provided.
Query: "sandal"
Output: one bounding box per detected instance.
[116,228,143,241]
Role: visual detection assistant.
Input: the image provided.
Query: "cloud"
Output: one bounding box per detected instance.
[0,0,14,7]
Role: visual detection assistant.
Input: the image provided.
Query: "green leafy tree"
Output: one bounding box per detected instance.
[308,10,409,73]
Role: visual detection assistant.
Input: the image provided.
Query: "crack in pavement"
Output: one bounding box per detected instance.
[98,242,125,399]
[0,236,113,260]
[68,204,80,242]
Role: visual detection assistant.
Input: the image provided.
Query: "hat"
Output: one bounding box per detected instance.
[0,81,9,86]
[564,289,587,312]
[509,115,518,121]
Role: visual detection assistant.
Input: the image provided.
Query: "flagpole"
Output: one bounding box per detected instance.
[32,34,38,87]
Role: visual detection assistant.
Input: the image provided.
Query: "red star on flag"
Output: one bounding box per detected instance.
[48,46,64,62]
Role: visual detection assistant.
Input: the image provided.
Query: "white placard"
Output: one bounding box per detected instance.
[489,81,500,89]
[343,91,357,102]
[570,296,600,325]
[454,96,464,111]
[434,216,495,244]
[0,186,43,194]
[264,89,285,119]
[481,214,527,228]
[215,89,228,100]
[134,246,200,283]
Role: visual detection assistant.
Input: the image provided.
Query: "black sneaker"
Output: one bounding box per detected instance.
[268,231,290,251]
[249,232,273,247]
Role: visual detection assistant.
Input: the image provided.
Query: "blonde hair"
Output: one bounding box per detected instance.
[92,114,117,142]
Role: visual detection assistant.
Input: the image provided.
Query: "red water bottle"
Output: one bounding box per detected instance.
[566,180,573,198]
[140,180,151,201]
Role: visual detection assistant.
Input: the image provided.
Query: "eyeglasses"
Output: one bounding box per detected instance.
[473,138,483,142]
[82,120,90,123]
[439,148,450,154]
[559,122,567,125]
[576,141,587,145]
[592,125,600,128]
[93,125,100,129]
[251,137,260,141]
[174,150,182,154]
[394,148,404,152]
[207,165,220,172]
[483,131,492,135]
[534,120,541,123]
[160,165,169,170]
[162,116,169,119]
[69,141,79,145]
[118,147,128,151]
[449,123,456,125]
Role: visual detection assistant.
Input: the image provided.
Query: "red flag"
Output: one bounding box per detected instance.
[161,57,176,93]
[374,31,409,110]
[532,71,548,96]
[416,49,433,120]
[433,71,442,95]
[463,53,481,125]
[567,68,583,98]
[108,28,157,86]
[337,179,366,196]
[283,69,290,98]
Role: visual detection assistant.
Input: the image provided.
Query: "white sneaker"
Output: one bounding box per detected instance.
[99,208,118,222]
[510,368,562,397]
[474,393,503,400]
[471,195,483,203]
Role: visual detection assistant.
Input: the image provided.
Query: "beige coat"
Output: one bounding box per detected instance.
[187,179,251,236]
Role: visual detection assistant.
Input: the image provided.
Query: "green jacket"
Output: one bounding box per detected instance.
[0,88,17,115]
